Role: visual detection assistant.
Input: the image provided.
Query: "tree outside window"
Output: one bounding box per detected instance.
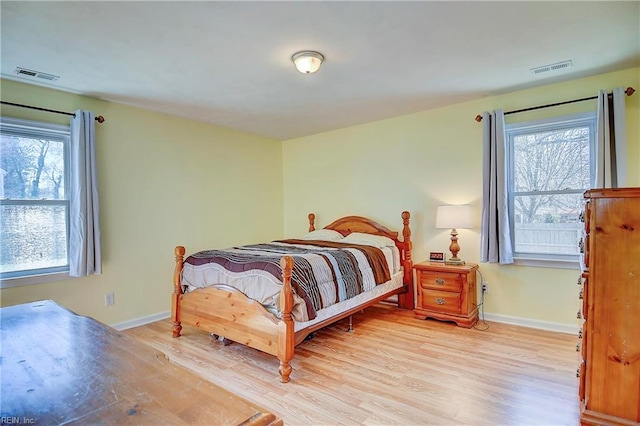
[0,118,70,279]
[506,113,595,260]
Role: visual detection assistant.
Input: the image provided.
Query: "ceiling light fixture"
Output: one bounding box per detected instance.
[291,51,324,74]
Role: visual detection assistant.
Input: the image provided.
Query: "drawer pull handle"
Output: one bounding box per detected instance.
[577,310,582,320]
[576,343,581,352]
[579,212,584,222]
[578,330,583,339]
[577,277,582,286]
[576,367,581,378]
[435,297,446,305]
[435,278,445,285]
[578,239,584,253]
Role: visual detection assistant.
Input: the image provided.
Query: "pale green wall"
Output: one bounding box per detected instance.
[2,68,638,328]
[0,79,284,325]
[282,67,640,328]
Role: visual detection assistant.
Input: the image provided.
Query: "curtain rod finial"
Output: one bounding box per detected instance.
[625,87,635,97]
[475,114,483,122]
[95,115,105,123]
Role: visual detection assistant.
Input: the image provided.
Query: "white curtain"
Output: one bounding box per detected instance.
[480,109,514,264]
[595,87,627,188]
[69,110,102,277]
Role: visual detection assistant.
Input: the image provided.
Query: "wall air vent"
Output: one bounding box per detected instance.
[530,60,573,75]
[14,67,59,81]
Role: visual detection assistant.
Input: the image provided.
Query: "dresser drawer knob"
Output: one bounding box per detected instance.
[579,289,584,300]
[577,277,582,286]
[578,330,583,339]
[435,297,446,305]
[576,367,581,378]
[579,212,584,222]
[578,239,584,253]
[435,278,445,285]
[577,310,582,319]
[576,343,581,352]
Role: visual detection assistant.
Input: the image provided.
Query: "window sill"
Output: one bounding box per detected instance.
[513,257,580,270]
[0,271,71,289]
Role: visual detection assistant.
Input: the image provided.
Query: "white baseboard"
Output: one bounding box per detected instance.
[109,309,578,335]
[481,311,579,335]
[111,310,170,331]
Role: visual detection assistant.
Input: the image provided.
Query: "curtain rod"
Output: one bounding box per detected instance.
[474,86,635,122]
[0,100,105,123]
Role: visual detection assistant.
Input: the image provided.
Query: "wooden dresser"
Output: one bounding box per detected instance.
[579,188,640,425]
[413,262,478,328]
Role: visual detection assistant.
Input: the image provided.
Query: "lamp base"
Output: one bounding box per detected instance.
[445,257,466,266]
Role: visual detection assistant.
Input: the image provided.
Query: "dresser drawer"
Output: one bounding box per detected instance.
[582,201,590,233]
[582,276,589,320]
[420,289,461,315]
[419,271,462,292]
[581,326,587,361]
[583,233,589,268]
[578,361,586,402]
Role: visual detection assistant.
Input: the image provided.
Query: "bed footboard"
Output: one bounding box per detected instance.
[171,246,296,383]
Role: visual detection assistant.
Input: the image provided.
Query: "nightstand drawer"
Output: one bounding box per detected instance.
[419,272,462,292]
[420,289,461,315]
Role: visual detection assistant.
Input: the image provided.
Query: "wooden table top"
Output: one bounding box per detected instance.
[0,300,282,425]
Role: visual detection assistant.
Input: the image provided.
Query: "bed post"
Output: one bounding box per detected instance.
[277,256,295,383]
[172,246,185,338]
[308,213,316,232]
[398,211,414,310]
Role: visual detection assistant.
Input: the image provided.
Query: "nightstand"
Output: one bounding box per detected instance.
[413,262,479,328]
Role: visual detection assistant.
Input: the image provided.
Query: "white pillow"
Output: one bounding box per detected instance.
[300,229,345,241]
[341,232,396,248]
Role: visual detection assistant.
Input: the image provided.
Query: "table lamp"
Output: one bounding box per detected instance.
[435,204,473,265]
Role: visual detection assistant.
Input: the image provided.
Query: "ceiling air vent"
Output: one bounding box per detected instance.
[530,60,573,75]
[14,67,60,81]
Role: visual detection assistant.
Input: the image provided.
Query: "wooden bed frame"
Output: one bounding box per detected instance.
[171,211,414,383]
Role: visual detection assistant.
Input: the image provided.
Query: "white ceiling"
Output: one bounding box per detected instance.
[1,1,639,140]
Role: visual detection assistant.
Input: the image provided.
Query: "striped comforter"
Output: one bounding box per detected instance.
[182,239,392,321]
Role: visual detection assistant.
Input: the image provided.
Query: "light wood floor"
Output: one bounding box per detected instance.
[125,303,580,425]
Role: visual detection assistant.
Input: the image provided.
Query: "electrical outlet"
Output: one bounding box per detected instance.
[104,292,115,306]
[482,283,489,294]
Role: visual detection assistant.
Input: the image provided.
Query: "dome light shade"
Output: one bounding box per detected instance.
[291,51,324,74]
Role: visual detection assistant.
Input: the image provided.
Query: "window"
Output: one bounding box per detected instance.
[506,112,596,265]
[1,117,71,284]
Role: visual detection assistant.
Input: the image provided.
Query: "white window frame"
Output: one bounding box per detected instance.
[0,117,71,288]
[505,112,596,269]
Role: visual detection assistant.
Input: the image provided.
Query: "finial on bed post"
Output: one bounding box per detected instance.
[308,213,316,232]
[400,211,414,310]
[172,246,186,338]
[278,256,295,383]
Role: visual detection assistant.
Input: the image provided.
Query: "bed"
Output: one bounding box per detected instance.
[171,211,414,383]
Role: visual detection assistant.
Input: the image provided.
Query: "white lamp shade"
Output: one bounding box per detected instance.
[435,205,473,229]
[292,51,324,74]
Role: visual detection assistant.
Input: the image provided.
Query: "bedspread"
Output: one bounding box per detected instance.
[182,240,392,321]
